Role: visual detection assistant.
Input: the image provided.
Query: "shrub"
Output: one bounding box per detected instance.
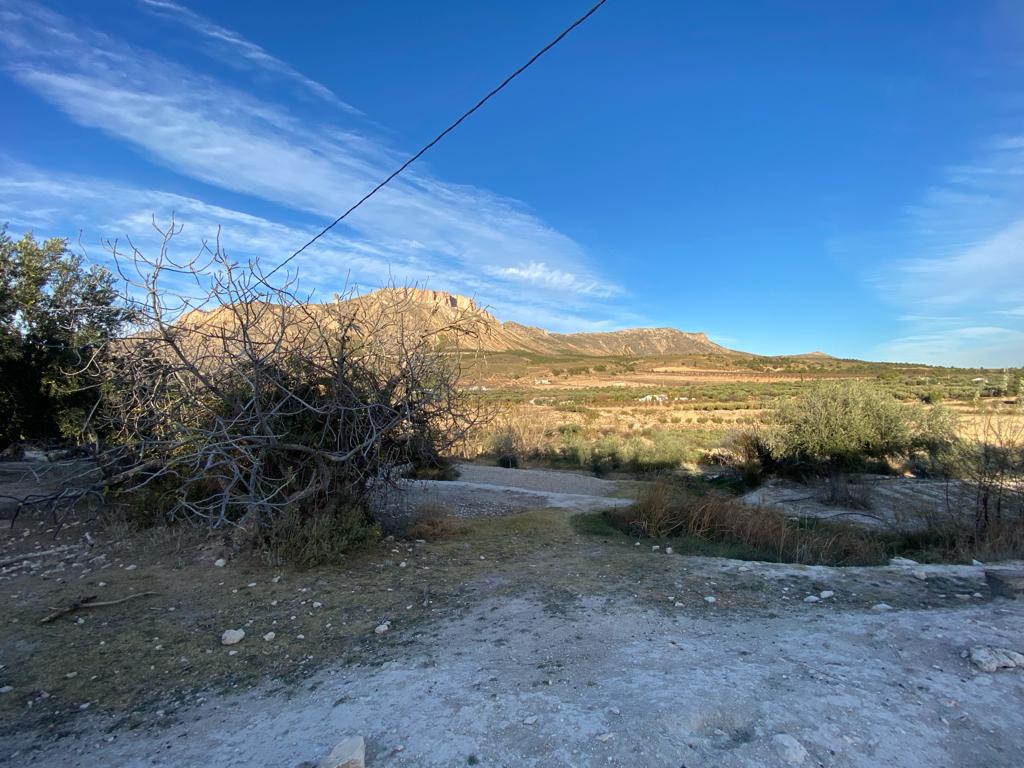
[488,428,522,468]
[264,503,378,568]
[84,223,484,547]
[767,380,956,501]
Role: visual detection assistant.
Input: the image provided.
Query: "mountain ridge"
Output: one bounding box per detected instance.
[350,288,734,357]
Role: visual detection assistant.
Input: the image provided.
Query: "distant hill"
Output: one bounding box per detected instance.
[347,289,734,357]
[177,288,830,359]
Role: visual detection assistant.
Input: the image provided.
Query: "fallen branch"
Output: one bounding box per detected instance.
[39,591,158,624]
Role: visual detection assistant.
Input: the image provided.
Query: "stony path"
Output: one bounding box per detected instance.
[383,463,632,519]
[12,558,1024,768]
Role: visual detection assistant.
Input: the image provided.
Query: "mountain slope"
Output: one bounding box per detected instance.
[348,288,733,356]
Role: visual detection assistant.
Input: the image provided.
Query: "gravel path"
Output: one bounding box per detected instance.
[15,558,1024,768]
[381,463,631,520]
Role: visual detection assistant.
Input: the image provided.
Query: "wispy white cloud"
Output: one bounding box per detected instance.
[486,261,620,297]
[0,0,627,330]
[872,135,1024,366]
[137,0,360,114]
[0,163,636,332]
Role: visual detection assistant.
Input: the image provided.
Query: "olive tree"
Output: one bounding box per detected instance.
[0,225,125,448]
[768,379,956,502]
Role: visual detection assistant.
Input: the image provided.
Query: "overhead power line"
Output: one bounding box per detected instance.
[272,0,609,276]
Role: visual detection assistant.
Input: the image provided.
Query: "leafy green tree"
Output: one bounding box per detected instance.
[768,379,956,501]
[0,225,125,447]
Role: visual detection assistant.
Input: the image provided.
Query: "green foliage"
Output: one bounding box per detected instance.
[0,226,125,446]
[768,380,955,472]
[264,503,378,568]
[487,428,521,468]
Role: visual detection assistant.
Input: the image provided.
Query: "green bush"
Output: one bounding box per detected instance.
[767,380,956,500]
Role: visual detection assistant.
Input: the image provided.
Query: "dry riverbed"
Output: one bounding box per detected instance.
[1,466,1023,766]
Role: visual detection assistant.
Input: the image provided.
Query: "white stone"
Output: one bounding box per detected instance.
[220,629,245,646]
[803,595,820,603]
[664,547,673,555]
[871,603,894,612]
[213,558,226,567]
[820,590,835,599]
[651,545,660,551]
[912,569,928,581]
[703,596,716,604]
[318,735,365,768]
[772,733,808,765]
[262,632,276,642]
[889,557,918,566]
[972,559,984,566]
[312,601,322,608]
[374,622,390,635]
[969,646,1024,673]
[523,715,538,725]
[0,685,13,694]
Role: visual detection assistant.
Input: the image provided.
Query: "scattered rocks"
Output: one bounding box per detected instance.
[318,735,365,768]
[220,629,245,646]
[772,733,808,765]
[969,646,1024,673]
[213,558,226,568]
[819,590,835,599]
[803,595,820,603]
[374,621,390,635]
[262,632,276,642]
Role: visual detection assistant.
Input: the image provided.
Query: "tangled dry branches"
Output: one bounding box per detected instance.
[82,218,487,530]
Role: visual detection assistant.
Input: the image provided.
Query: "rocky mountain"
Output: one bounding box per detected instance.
[347,288,733,357]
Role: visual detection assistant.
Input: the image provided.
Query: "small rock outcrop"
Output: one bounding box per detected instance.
[318,735,365,768]
[969,646,1024,673]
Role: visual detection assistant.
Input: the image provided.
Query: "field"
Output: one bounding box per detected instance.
[462,351,1022,469]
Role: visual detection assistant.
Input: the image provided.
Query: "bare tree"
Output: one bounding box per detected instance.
[82,218,487,534]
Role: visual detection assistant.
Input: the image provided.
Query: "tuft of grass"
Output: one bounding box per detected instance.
[264,503,378,568]
[393,503,471,541]
[605,486,887,565]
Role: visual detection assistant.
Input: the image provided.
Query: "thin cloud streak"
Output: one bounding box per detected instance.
[137,0,361,114]
[0,0,622,316]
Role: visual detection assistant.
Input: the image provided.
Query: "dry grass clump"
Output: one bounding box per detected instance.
[393,503,470,541]
[609,484,886,565]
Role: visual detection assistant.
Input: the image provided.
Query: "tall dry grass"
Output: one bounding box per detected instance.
[609,484,886,565]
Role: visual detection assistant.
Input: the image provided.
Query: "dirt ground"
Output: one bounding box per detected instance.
[2,463,1023,767]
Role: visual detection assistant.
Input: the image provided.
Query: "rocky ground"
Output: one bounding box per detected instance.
[1,462,1023,767]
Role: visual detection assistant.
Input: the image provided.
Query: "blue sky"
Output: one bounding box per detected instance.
[2,0,1023,366]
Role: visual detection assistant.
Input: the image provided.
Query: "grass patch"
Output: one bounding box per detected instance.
[602,484,888,565]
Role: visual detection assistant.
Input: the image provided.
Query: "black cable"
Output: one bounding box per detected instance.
[270,0,608,276]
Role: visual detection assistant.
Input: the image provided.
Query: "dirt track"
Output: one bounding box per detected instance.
[3,463,1024,766]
